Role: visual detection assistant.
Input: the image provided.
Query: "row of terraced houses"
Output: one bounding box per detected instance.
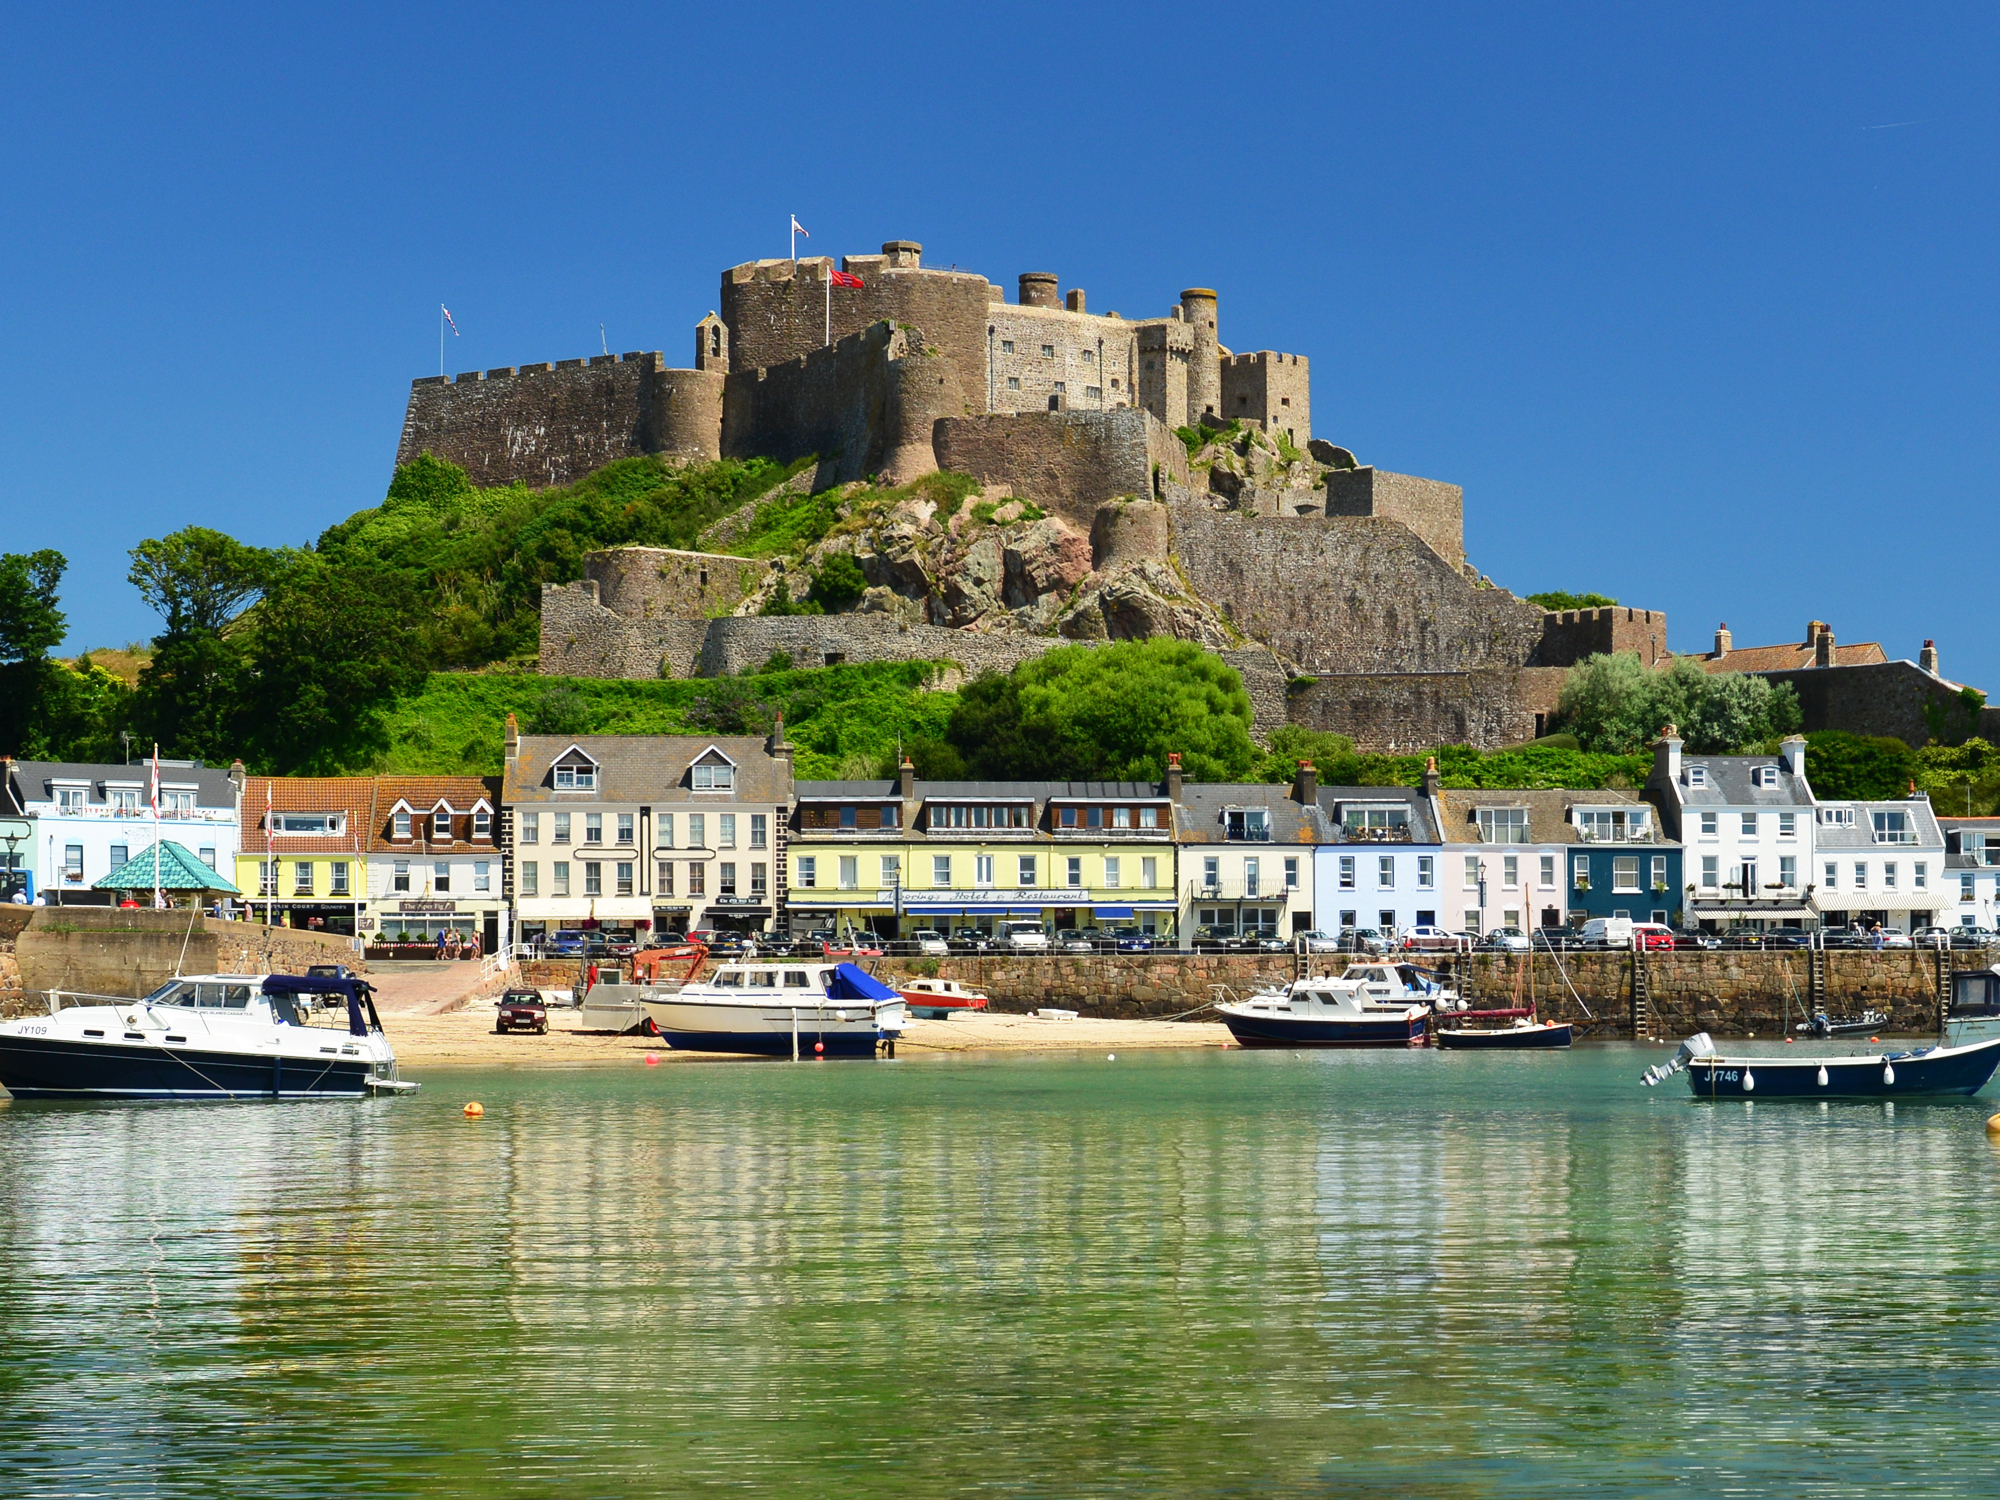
[6,720,2000,947]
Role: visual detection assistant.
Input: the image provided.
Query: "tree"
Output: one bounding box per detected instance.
[1806,731,1920,801]
[128,527,285,638]
[235,559,426,773]
[945,639,1259,781]
[810,553,867,612]
[1526,591,1618,611]
[0,549,66,664]
[1552,653,1800,754]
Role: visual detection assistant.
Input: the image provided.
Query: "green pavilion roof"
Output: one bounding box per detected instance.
[93,840,241,894]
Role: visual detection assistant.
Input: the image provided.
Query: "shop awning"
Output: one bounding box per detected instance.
[1094,905,1134,918]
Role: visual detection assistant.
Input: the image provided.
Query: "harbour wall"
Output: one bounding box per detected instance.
[7,911,365,1012]
[864,949,1977,1036]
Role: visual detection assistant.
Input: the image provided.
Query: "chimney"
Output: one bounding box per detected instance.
[1805,620,1827,648]
[1421,755,1441,800]
[228,758,246,795]
[1780,735,1806,780]
[1921,639,1939,676]
[503,713,520,761]
[1712,622,1731,658]
[1655,724,1683,787]
[898,756,915,800]
[1293,760,1317,804]
[1814,628,1834,668]
[766,710,793,766]
[1065,288,1086,314]
[1165,751,1184,802]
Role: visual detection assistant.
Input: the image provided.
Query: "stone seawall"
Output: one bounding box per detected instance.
[9,911,364,1011]
[864,948,1978,1036]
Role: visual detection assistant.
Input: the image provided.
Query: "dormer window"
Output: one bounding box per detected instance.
[393,810,411,838]
[276,812,344,835]
[432,809,451,839]
[692,760,735,792]
[1225,809,1271,841]
[1687,767,1709,788]
[1752,766,1779,788]
[1475,807,1530,843]
[1576,808,1649,842]
[473,807,491,839]
[553,763,595,790]
[1818,807,1856,828]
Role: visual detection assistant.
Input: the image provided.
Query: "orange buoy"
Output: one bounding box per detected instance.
[463,1102,484,1118]
[1987,1114,2000,1135]
[1785,1037,1795,1044]
[814,1041,824,1055]
[1869,1036,1880,1043]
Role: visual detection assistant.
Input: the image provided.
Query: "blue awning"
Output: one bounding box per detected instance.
[904,904,1016,915]
[1094,905,1135,918]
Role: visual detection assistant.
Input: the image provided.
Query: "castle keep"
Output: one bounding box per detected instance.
[397,238,1670,752]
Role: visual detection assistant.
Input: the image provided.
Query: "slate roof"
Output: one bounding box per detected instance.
[1174,782,1324,846]
[505,735,792,806]
[793,779,1172,802]
[1810,798,1945,851]
[1314,784,1441,844]
[94,840,241,893]
[1433,788,1666,847]
[1939,817,2000,871]
[1669,755,1815,808]
[6,758,237,811]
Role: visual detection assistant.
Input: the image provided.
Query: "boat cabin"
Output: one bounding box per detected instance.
[702,964,838,995]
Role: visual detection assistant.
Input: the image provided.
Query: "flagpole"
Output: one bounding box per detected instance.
[790,214,795,263]
[825,272,831,346]
[440,306,445,377]
[151,744,161,910]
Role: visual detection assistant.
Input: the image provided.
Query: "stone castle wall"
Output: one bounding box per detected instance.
[1538,607,1669,668]
[1322,467,1466,573]
[585,547,772,622]
[1165,502,1547,676]
[538,580,709,678]
[397,353,722,487]
[932,410,1190,530]
[1219,351,1311,444]
[1285,668,1568,753]
[1758,660,1979,750]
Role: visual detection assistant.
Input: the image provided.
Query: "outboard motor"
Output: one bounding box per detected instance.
[1641,1032,1715,1087]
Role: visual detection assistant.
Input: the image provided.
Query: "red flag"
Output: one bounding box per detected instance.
[829,269,864,289]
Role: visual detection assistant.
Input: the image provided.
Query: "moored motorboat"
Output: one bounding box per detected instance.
[1641,1030,2000,1099]
[641,960,906,1058]
[1436,1018,1574,1050]
[1216,962,1450,1048]
[895,978,990,1019]
[0,971,415,1101]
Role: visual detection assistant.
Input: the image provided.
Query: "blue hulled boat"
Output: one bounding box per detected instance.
[1642,1031,2000,1099]
[1216,962,1451,1048]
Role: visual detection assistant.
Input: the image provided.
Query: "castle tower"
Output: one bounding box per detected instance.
[1019,272,1061,309]
[1180,288,1219,426]
[695,313,728,372]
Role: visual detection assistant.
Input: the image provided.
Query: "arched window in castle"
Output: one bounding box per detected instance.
[710,324,722,358]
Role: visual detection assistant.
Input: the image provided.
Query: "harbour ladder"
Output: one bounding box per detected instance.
[1936,947,1952,1031]
[1630,948,1653,1040]
[1808,944,1827,1013]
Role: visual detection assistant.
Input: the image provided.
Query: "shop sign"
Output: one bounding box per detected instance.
[398,900,458,913]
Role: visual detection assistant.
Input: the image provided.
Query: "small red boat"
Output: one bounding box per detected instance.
[895,978,991,1019]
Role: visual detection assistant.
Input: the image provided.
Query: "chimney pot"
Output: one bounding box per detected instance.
[1421,755,1441,799]
[1293,759,1318,804]
[1165,751,1184,802]
[1713,623,1732,658]
[1921,639,1940,676]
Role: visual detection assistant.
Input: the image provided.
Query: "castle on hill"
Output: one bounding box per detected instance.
[395,237,1972,752]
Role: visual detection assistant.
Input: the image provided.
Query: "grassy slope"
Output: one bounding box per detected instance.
[378,663,959,778]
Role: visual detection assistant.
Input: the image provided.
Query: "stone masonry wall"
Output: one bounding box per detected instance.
[1285,667,1568,753]
[585,547,772,622]
[537,581,708,678]
[933,409,1191,530]
[1537,607,1670,669]
[397,354,722,487]
[694,614,1070,680]
[720,257,995,423]
[1167,502,1546,676]
[13,910,361,1005]
[867,948,1970,1037]
[1322,467,1465,573]
[1219,352,1311,445]
[1758,660,1971,750]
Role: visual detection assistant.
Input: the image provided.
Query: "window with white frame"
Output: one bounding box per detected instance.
[1700,812,1718,837]
[1285,856,1299,890]
[393,860,410,893]
[583,862,601,896]
[584,813,602,845]
[1338,855,1354,890]
[553,812,571,844]
[1378,855,1395,890]
[657,813,673,848]
[474,861,490,892]
[1574,858,1590,890]
[1778,812,1796,838]
[1854,862,1868,889]
[553,760,595,790]
[1884,862,1898,889]
[617,862,634,897]
[433,809,451,839]
[750,814,767,849]
[55,787,85,811]
[1018,855,1036,886]
[718,814,735,848]
[1824,861,1838,889]
[1205,856,1221,889]
[655,860,671,896]
[520,812,539,844]
[392,809,412,838]
[1818,807,1855,827]
[1915,862,1928,889]
[1463,856,1480,888]
[553,862,570,896]
[473,807,491,839]
[618,813,635,846]
[975,855,994,888]
[1476,807,1529,843]
[1702,855,1718,889]
[1103,856,1120,889]
[797,856,817,889]
[434,861,450,894]
[1740,813,1758,838]
[1066,857,1082,888]
[1779,855,1795,890]
[1540,854,1555,887]
[1576,808,1649,842]
[1502,854,1518,889]
[838,856,858,890]
[1963,873,1976,900]
[1752,766,1779,788]
[691,760,734,791]
[1652,854,1669,891]
[1244,857,1260,897]
[1613,856,1641,893]
[331,861,349,895]
[1142,856,1158,887]
[1687,767,1709,788]
[522,862,539,897]
[1872,810,1914,844]
[1417,856,1434,890]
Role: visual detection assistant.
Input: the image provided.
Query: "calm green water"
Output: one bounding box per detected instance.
[4,1044,2000,1498]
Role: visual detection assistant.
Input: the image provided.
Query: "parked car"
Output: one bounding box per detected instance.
[1672,928,1721,950]
[1877,928,1915,949]
[949,928,993,954]
[494,989,549,1035]
[1340,927,1395,955]
[1914,926,1965,949]
[1000,920,1049,953]
[1818,926,1869,950]
[1401,925,1465,952]
[547,929,590,957]
[907,928,950,957]
[1952,926,2000,949]
[1190,925,1233,953]
[1295,929,1343,953]
[1054,930,1096,954]
[1478,926,1532,953]
[1578,917,1635,950]
[1108,926,1154,953]
[1761,929,1816,949]
[1629,923,1678,951]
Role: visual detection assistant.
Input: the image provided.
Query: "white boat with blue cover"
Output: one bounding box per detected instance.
[0,971,415,1101]
[641,960,907,1058]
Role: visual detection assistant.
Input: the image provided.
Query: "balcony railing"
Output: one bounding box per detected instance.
[1340,826,1413,843]
[23,803,235,823]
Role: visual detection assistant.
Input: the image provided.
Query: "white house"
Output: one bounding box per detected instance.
[1645,731,1818,931]
[1940,817,2000,931]
[1812,792,1948,934]
[1174,768,1322,944]
[3,757,242,903]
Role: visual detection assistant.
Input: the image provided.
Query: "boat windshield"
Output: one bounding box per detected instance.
[713,971,745,987]
[141,980,197,1007]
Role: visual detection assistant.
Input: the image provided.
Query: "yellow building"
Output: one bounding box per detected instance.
[786,767,1179,940]
[237,777,374,935]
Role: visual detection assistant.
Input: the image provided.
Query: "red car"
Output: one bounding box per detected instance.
[494,989,549,1035]
[1630,923,1677,951]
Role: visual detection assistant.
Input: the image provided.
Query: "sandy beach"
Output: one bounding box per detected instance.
[385,1001,1232,1067]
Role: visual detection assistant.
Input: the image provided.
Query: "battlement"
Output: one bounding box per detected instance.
[1536,606,1668,668]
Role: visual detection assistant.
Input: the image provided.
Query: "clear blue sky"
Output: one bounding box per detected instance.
[4,4,1995,682]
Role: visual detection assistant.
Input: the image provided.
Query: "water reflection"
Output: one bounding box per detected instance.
[3,1049,2000,1497]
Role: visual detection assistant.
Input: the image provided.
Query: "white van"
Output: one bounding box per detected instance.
[1578,917,1634,949]
[1000,921,1049,952]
